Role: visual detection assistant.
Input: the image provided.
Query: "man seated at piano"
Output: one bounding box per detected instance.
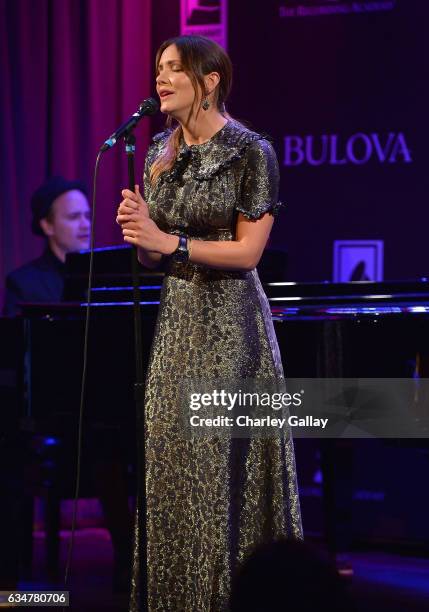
[2,176,91,316]
[2,176,133,592]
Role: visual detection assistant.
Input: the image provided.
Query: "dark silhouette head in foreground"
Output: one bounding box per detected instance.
[230,539,356,612]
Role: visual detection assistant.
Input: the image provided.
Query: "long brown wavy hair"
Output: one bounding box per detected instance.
[150,35,233,186]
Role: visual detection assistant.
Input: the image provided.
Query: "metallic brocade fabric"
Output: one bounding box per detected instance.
[129,120,303,612]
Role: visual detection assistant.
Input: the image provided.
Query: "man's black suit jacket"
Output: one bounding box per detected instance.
[3,248,65,316]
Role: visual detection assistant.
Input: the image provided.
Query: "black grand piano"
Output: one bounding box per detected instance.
[16,244,429,397]
[12,246,429,426]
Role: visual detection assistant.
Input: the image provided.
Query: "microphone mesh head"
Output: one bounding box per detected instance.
[139,97,159,116]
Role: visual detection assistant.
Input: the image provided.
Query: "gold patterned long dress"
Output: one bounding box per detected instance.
[129,119,303,612]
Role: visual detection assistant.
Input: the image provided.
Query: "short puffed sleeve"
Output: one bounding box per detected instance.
[235,138,283,220]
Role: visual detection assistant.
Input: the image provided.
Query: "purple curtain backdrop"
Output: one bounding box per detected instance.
[0,0,152,304]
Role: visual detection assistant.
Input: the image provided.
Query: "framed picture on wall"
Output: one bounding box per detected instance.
[180,0,228,49]
[333,240,384,282]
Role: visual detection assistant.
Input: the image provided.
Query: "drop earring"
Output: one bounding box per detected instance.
[202,97,210,111]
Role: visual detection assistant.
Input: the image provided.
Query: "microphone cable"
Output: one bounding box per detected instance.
[62,150,102,603]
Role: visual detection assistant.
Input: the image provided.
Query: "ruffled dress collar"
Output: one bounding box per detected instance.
[153,119,265,183]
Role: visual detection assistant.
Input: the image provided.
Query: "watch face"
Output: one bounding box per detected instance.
[174,247,188,263]
[173,236,189,262]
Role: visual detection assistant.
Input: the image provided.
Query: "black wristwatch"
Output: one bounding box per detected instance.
[171,234,189,263]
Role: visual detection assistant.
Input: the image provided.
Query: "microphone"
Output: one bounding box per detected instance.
[100,97,159,152]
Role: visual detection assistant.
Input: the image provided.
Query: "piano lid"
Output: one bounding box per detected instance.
[266,279,429,305]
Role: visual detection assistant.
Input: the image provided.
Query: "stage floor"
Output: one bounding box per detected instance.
[15,529,429,611]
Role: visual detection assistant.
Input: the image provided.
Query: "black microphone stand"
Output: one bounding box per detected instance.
[124,130,148,612]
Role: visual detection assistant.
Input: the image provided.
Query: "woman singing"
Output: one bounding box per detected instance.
[116,35,303,612]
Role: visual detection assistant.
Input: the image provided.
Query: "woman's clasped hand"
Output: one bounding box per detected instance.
[116,184,170,254]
